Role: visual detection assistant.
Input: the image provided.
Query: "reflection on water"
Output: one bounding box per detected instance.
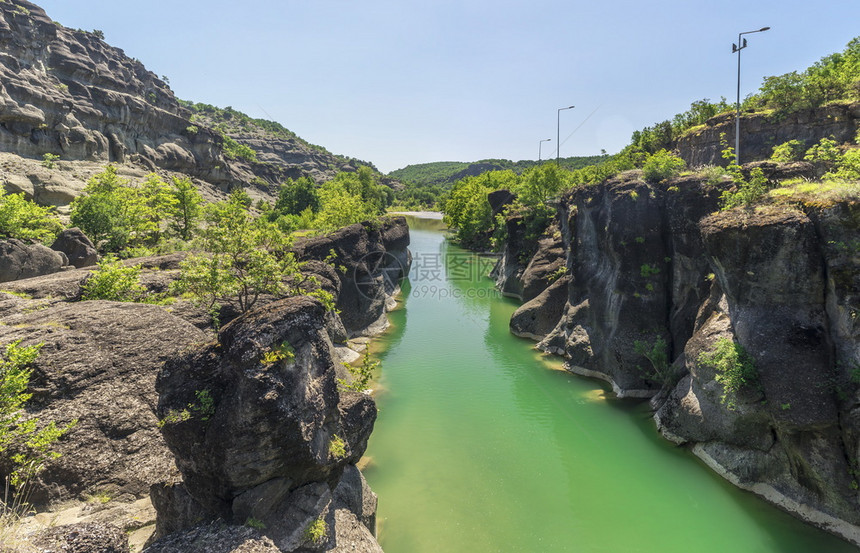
[364,216,856,553]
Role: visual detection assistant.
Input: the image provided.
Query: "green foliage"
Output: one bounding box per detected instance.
[671,98,731,135]
[640,264,660,278]
[328,434,346,459]
[0,190,62,242]
[754,37,860,115]
[642,150,686,183]
[304,518,327,545]
[261,342,295,364]
[443,171,519,249]
[275,176,320,216]
[339,352,378,392]
[168,177,203,241]
[827,148,860,180]
[314,179,373,232]
[718,135,769,209]
[158,389,215,428]
[70,166,180,253]
[698,338,759,409]
[41,153,59,169]
[770,140,805,162]
[515,164,569,207]
[0,341,75,488]
[173,196,303,313]
[81,255,145,302]
[221,134,258,163]
[185,125,198,135]
[634,337,672,386]
[245,517,266,530]
[546,266,567,284]
[804,137,843,164]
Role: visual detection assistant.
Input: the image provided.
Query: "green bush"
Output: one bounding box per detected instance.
[275,176,320,216]
[0,191,63,242]
[81,255,145,302]
[720,167,767,209]
[634,337,672,386]
[41,153,60,169]
[697,338,758,409]
[221,134,258,162]
[642,150,686,183]
[804,137,843,164]
[826,148,860,180]
[0,340,76,489]
[172,196,304,313]
[304,519,327,545]
[70,166,178,253]
[770,140,805,162]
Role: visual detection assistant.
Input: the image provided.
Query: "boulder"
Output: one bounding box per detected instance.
[0,238,68,282]
[153,296,377,534]
[51,227,98,268]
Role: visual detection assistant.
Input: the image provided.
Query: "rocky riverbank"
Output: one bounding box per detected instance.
[495,171,860,546]
[0,216,410,552]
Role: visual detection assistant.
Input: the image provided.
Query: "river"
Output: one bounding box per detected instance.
[362,215,855,552]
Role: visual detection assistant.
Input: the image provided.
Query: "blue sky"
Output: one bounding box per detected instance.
[34,0,860,173]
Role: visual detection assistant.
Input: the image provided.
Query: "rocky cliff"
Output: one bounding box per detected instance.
[0,1,389,210]
[0,217,410,552]
[676,102,860,166]
[498,172,860,545]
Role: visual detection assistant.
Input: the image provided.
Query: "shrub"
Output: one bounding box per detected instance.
[0,191,63,242]
[81,255,145,302]
[338,352,378,392]
[41,153,60,169]
[804,137,842,164]
[633,337,672,386]
[0,340,76,489]
[697,337,758,409]
[221,134,258,162]
[720,167,768,209]
[770,140,805,162]
[304,519,327,545]
[826,148,860,180]
[642,150,686,183]
[328,435,346,459]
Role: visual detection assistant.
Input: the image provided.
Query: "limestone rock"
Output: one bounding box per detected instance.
[0,238,68,282]
[0,299,208,506]
[30,522,130,553]
[51,227,98,268]
[154,296,376,528]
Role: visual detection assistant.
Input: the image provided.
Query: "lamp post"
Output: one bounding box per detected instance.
[539,138,551,162]
[733,26,770,165]
[557,105,575,165]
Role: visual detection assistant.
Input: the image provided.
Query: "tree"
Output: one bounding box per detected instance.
[0,191,63,242]
[70,166,164,253]
[168,177,203,241]
[516,164,569,206]
[173,196,304,313]
[275,176,320,215]
[314,180,372,231]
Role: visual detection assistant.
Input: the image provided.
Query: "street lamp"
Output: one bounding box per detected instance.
[557,105,575,165]
[732,26,770,165]
[539,138,551,162]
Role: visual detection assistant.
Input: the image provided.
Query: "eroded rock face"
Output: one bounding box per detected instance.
[152,296,379,551]
[675,103,860,166]
[30,522,130,553]
[506,172,860,544]
[294,217,411,335]
[0,299,208,506]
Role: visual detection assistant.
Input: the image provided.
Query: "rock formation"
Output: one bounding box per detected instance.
[499,170,860,545]
[0,1,396,211]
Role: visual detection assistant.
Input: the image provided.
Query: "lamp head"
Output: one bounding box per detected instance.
[759,26,770,31]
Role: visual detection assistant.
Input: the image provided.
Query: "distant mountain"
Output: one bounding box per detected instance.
[390,155,607,187]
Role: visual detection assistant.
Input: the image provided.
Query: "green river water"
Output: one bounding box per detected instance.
[363,215,856,553]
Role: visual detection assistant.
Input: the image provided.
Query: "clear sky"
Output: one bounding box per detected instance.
[33,0,860,173]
